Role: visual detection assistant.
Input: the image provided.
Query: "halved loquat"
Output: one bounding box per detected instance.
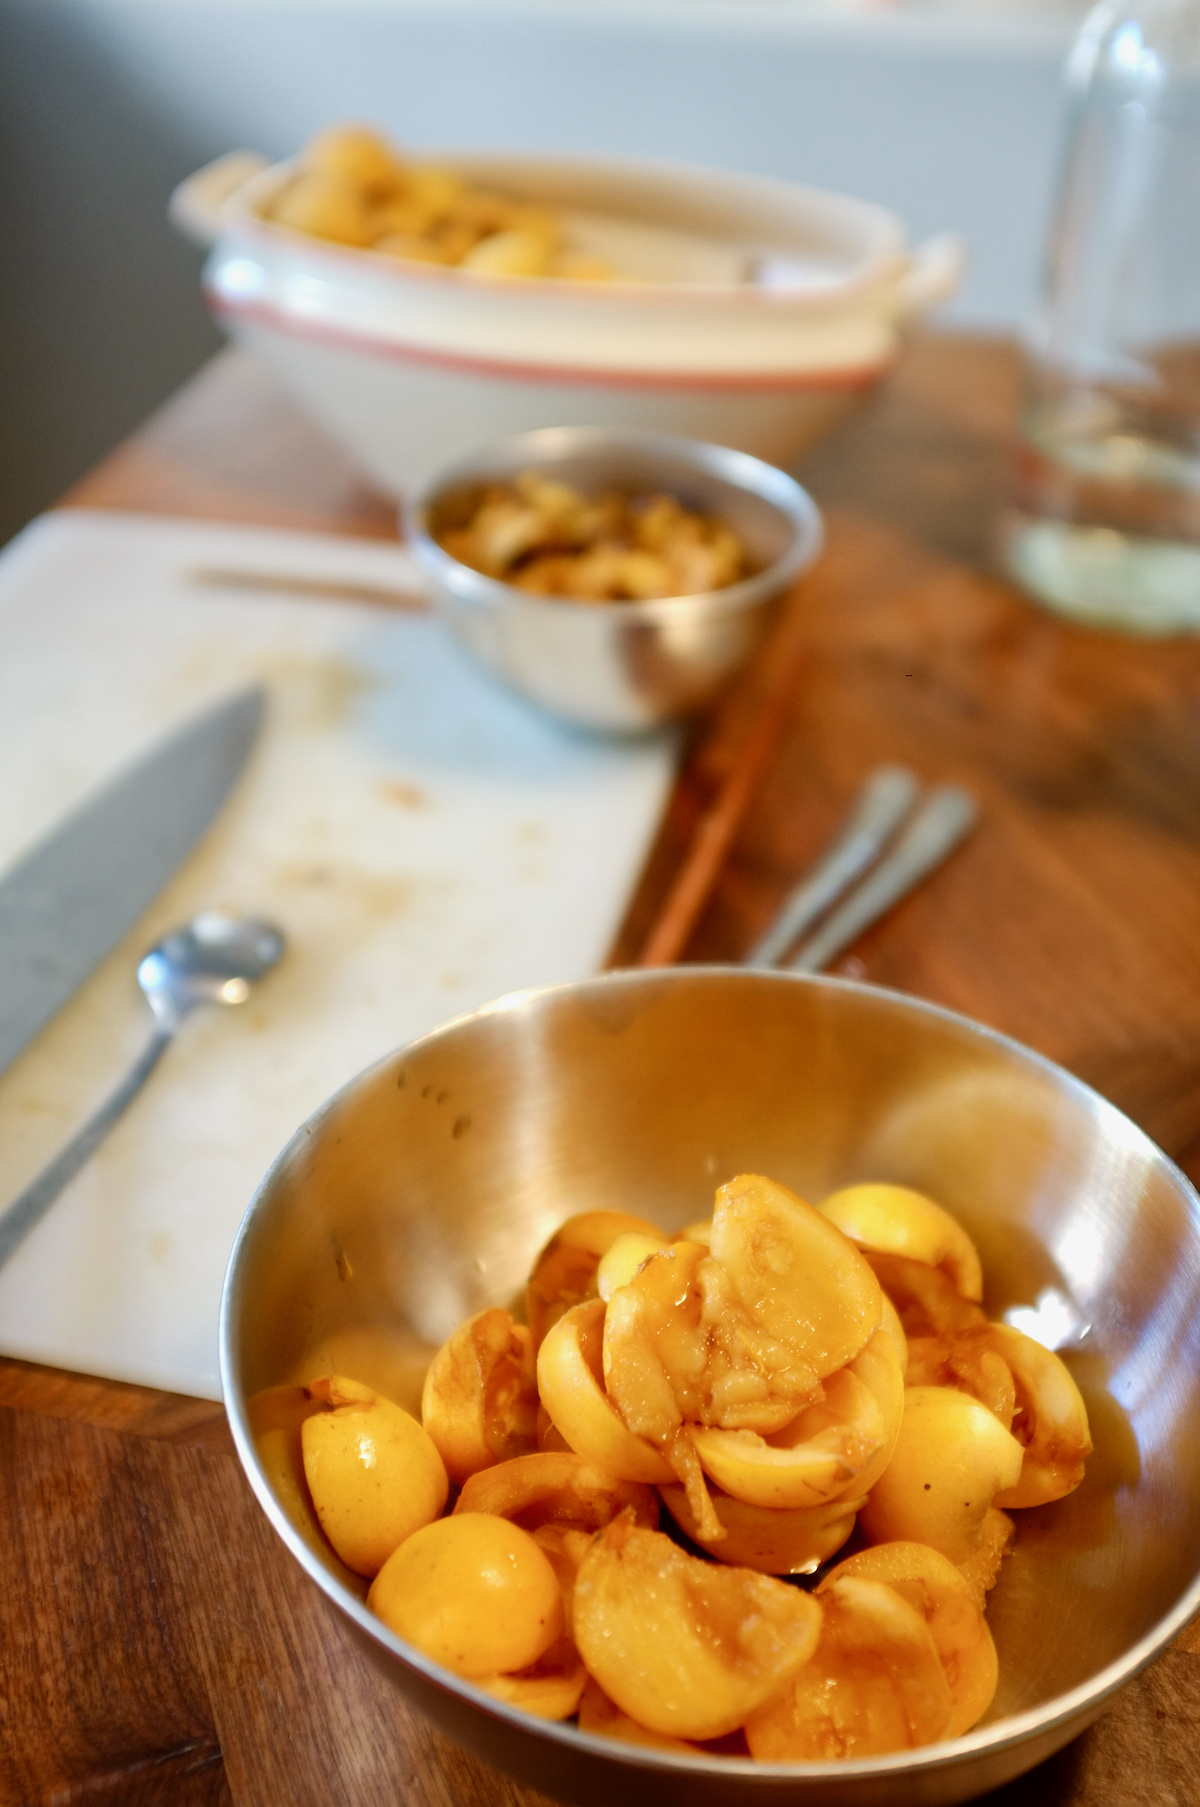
[690,1325,903,1511]
[536,1299,673,1485]
[573,1515,823,1741]
[526,1210,662,1349]
[818,1183,983,1302]
[454,1449,658,1534]
[858,1386,1024,1566]
[368,1512,563,1678]
[744,1574,954,1760]
[985,1323,1093,1508]
[420,1307,538,1485]
[301,1374,448,1577]
[577,1677,702,1753]
[659,1480,862,1574]
[824,1541,998,1737]
[710,1174,883,1380]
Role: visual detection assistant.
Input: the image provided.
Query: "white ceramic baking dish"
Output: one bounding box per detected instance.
[172,148,963,497]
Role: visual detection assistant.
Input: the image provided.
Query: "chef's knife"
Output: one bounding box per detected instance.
[0,687,264,1079]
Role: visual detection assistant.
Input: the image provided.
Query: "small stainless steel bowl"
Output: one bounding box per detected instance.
[222,968,1200,1807]
[402,427,823,733]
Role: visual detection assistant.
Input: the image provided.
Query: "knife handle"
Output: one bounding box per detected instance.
[0,1026,173,1270]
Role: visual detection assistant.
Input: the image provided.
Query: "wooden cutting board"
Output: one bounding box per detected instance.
[0,509,676,1398]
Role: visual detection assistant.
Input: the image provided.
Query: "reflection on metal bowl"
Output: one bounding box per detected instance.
[221,967,1200,1806]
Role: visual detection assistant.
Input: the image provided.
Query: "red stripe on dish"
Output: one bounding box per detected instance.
[208,292,888,394]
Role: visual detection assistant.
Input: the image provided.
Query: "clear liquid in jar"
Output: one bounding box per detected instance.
[1000,351,1200,634]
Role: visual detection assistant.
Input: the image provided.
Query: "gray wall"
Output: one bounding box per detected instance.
[0,0,1079,545]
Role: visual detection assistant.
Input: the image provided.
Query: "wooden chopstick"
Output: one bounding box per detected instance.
[188,567,429,611]
[632,590,810,968]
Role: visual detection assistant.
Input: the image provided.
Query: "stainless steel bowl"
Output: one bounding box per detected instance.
[402,428,823,733]
[221,969,1200,1805]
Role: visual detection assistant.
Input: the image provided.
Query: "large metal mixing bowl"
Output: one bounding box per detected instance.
[221,969,1200,1806]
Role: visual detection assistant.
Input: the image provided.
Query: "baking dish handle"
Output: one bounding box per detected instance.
[894,234,967,319]
[168,150,271,248]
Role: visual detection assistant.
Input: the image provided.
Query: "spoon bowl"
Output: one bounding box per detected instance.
[0,910,285,1269]
[138,912,286,1026]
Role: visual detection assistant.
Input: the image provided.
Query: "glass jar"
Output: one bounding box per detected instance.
[1000,0,1200,631]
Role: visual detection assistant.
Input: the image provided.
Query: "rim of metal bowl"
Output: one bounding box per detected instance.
[219,966,1200,1788]
[402,426,824,620]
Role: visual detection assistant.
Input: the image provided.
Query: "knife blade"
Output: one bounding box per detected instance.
[0,686,264,1078]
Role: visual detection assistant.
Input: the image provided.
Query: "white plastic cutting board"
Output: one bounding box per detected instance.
[0,510,677,1399]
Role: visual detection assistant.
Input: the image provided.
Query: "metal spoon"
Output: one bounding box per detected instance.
[744,765,921,968]
[0,911,284,1270]
[786,785,978,972]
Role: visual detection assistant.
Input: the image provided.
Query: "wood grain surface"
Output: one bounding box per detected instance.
[4,333,1195,1805]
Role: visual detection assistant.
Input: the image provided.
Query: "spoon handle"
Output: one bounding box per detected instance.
[744,765,921,968]
[786,785,979,974]
[0,1025,173,1270]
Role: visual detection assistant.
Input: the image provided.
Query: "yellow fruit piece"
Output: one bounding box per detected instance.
[690,1325,903,1511]
[572,1516,823,1741]
[406,164,467,214]
[300,1374,448,1577]
[476,1653,587,1720]
[250,1386,362,1581]
[901,1322,1091,1508]
[958,1507,1014,1608]
[710,1174,883,1379]
[577,1676,702,1753]
[842,1325,906,1495]
[659,1481,861,1575]
[985,1324,1093,1508]
[461,226,560,277]
[906,1331,1017,1430]
[867,1251,986,1337]
[420,1306,539,1485]
[880,1292,909,1375]
[368,1513,563,1678]
[819,1183,984,1302]
[454,1449,658,1534]
[526,1210,661,1350]
[370,193,446,242]
[304,124,403,194]
[536,1300,673,1485]
[745,1574,953,1760]
[249,1381,329,1437]
[596,1231,671,1301]
[824,1542,998,1737]
[601,1240,707,1443]
[271,172,376,247]
[530,1523,594,1635]
[690,1377,879,1511]
[858,1386,1024,1566]
[602,1230,834,1443]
